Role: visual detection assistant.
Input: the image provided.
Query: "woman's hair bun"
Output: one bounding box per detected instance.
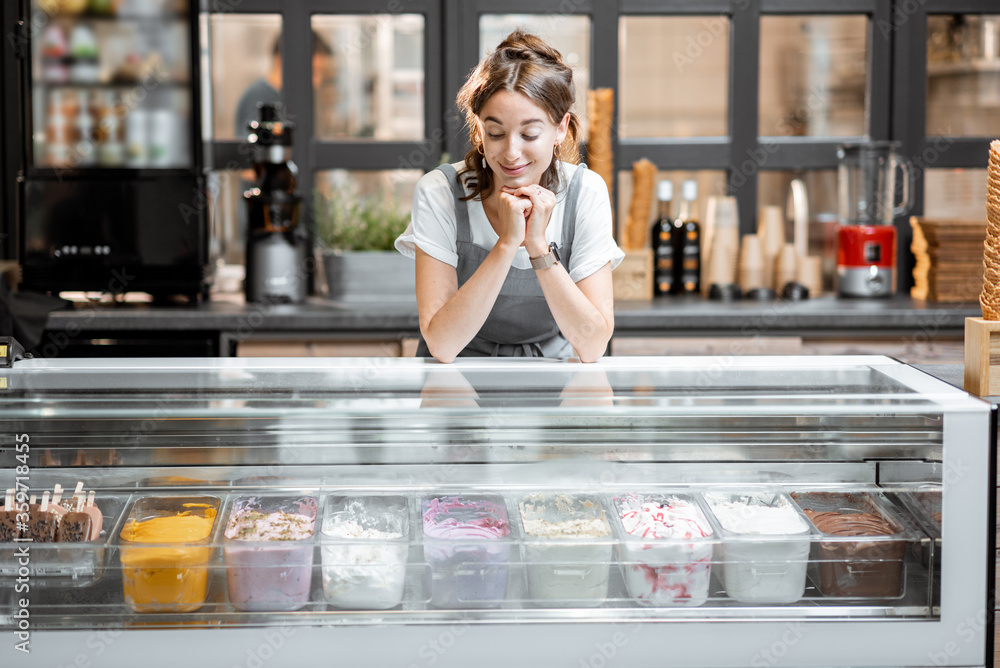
[496,29,562,65]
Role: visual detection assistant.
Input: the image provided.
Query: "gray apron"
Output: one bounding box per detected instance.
[416,163,585,358]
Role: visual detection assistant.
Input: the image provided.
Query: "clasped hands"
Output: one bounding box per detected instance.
[497,184,555,257]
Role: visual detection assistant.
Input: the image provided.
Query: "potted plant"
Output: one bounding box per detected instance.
[314,186,413,300]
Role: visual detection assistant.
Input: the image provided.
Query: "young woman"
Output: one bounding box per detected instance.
[395,30,623,363]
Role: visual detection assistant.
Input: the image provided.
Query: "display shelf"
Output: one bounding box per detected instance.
[0,356,991,668]
[2,481,940,630]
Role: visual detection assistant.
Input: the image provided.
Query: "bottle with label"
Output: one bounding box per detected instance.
[74,92,96,166]
[673,179,701,295]
[96,91,125,167]
[45,89,71,167]
[651,180,674,297]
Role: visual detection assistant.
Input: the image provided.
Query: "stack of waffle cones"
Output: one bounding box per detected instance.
[982,140,1000,319]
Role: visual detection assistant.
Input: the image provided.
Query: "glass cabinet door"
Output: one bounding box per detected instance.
[30,0,194,169]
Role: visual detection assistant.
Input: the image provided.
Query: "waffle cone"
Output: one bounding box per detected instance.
[981,140,1000,320]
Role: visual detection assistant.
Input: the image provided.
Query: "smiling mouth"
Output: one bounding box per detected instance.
[499,163,528,176]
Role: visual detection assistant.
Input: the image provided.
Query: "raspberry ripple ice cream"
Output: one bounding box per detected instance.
[223,496,317,612]
[322,495,409,610]
[422,494,511,608]
[519,493,612,607]
[614,493,714,607]
[703,492,810,604]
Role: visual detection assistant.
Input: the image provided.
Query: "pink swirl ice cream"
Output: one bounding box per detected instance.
[422,495,511,608]
[422,496,510,540]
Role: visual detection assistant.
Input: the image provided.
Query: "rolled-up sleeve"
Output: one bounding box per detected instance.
[394,169,459,268]
[566,168,625,283]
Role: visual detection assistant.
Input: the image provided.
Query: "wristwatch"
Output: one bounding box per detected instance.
[529,242,561,270]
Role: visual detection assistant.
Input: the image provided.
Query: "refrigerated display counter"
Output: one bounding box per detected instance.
[0,355,993,667]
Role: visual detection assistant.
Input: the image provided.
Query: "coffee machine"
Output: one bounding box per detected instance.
[835,142,912,298]
[244,103,308,304]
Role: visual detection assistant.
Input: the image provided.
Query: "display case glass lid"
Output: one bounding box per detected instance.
[0,355,977,410]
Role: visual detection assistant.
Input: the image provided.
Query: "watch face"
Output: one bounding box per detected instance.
[549,243,560,264]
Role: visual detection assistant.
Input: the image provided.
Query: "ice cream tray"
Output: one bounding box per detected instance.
[0,492,131,588]
[4,485,940,612]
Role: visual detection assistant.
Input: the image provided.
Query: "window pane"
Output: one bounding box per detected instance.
[313,15,425,140]
[924,167,988,220]
[758,170,838,292]
[206,169,245,267]
[209,14,281,141]
[927,15,1000,136]
[759,16,867,137]
[620,16,729,138]
[479,14,591,137]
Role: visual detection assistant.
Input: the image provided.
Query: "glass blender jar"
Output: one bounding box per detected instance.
[835,142,912,297]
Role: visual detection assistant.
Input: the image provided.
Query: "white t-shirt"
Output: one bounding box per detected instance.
[395,161,624,283]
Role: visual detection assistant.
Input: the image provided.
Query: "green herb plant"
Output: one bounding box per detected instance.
[314,187,411,253]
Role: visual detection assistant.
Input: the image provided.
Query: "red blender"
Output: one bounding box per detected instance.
[836,142,912,297]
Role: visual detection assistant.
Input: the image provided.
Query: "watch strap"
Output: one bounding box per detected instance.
[530,243,560,270]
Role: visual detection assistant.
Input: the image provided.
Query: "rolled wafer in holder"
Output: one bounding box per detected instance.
[964,139,1000,394]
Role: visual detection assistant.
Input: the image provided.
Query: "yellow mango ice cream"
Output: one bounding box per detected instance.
[120,504,218,613]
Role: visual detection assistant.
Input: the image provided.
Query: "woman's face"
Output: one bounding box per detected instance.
[478,90,569,190]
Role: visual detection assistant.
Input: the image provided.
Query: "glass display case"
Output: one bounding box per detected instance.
[0,355,993,667]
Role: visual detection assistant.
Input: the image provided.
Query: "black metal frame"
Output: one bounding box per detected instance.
[1,1,24,261]
[4,1,998,296]
[205,0,443,295]
[206,1,445,186]
[893,0,999,292]
[449,1,892,238]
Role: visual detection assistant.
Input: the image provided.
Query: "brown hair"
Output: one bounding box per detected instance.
[456,29,581,202]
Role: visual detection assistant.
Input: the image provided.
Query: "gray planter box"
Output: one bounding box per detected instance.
[322,250,416,301]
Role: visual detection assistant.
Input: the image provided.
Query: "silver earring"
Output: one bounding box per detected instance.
[481,157,486,169]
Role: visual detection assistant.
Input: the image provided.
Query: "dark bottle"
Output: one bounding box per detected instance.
[244,102,307,304]
[651,180,674,296]
[672,179,701,295]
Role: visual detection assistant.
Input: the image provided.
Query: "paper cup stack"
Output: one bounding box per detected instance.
[774,243,798,294]
[982,140,1000,320]
[704,196,740,289]
[758,206,785,290]
[739,234,767,291]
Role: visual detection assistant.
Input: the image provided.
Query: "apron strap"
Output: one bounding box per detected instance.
[559,162,587,249]
[488,341,546,357]
[436,163,472,244]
